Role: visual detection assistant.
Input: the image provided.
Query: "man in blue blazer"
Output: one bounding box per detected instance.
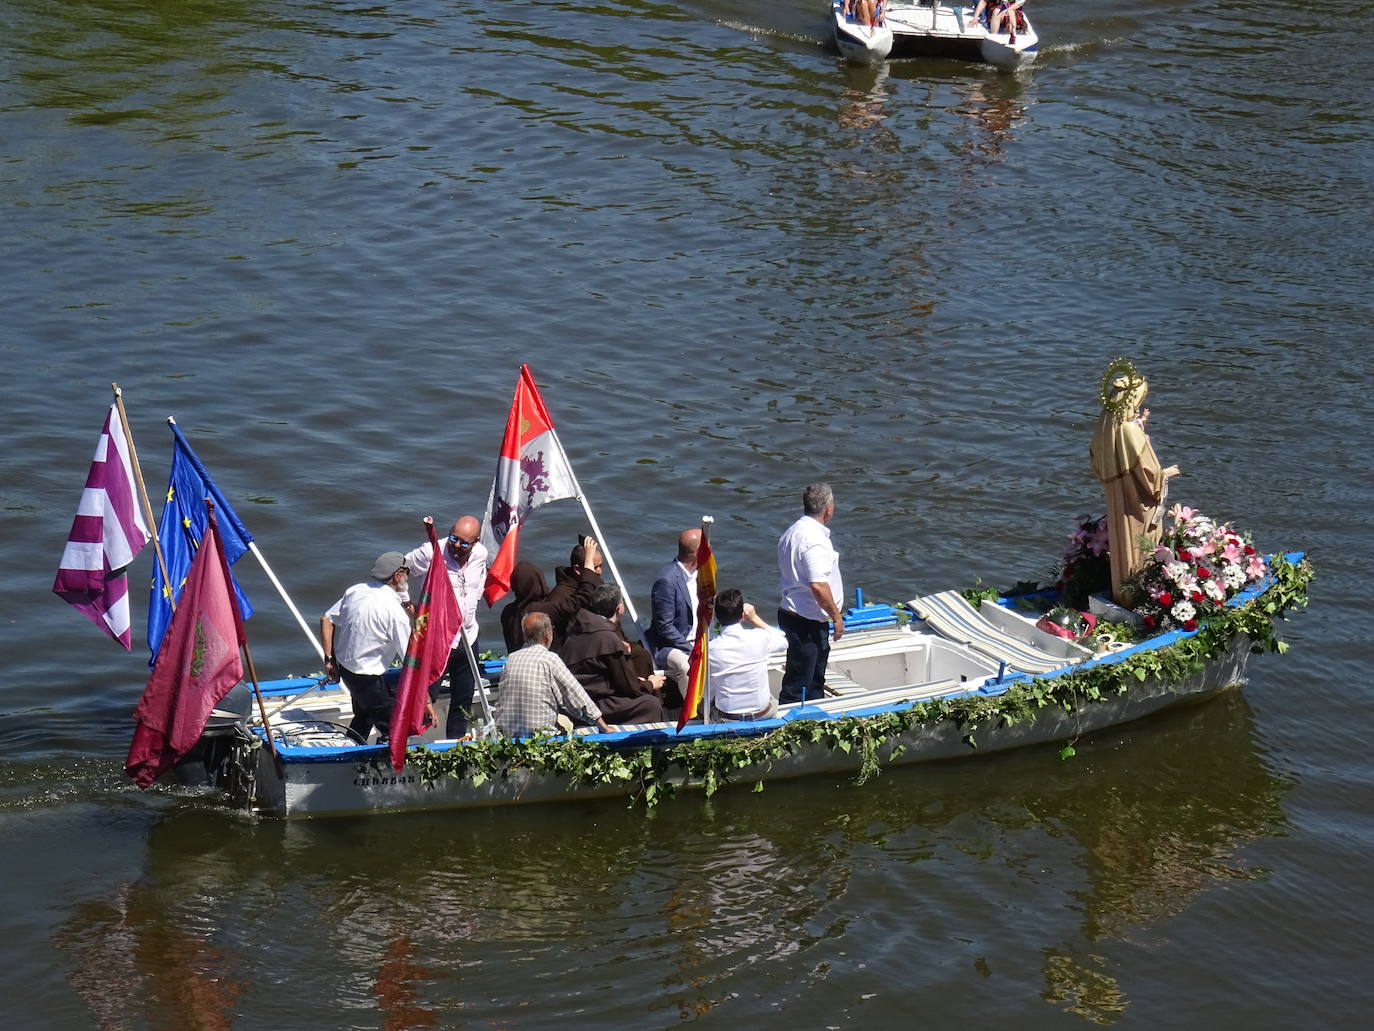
[644,529,702,695]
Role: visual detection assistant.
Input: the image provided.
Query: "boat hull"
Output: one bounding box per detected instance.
[835,3,1039,70]
[239,634,1250,819]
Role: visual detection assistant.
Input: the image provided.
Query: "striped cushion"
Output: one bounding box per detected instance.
[910,591,1074,674]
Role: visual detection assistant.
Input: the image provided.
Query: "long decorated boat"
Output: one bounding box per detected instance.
[172,551,1310,819]
[832,0,1039,70]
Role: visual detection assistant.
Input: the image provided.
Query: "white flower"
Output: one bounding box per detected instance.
[1165,561,1190,582]
[1171,600,1197,622]
[1222,564,1245,589]
[1175,573,1199,592]
[1204,579,1226,602]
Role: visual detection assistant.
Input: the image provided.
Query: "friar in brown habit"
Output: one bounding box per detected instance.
[1089,360,1180,606]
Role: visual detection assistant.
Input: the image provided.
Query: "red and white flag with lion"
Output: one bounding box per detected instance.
[481,365,578,605]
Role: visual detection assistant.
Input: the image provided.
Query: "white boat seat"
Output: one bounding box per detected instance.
[910,591,1086,674]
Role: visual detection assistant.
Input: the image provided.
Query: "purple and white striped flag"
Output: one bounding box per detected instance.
[53,402,151,649]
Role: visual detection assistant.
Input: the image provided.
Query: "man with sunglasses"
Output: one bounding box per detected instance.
[402,515,489,738]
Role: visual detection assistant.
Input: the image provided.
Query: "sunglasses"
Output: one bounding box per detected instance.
[448,535,476,548]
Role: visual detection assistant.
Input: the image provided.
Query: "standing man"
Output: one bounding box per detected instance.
[644,528,700,696]
[321,552,415,743]
[496,612,612,738]
[776,482,845,705]
[403,515,487,739]
[707,589,787,722]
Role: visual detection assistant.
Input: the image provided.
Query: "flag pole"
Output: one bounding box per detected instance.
[698,515,715,723]
[240,636,278,758]
[546,425,642,627]
[111,384,175,612]
[165,416,325,664]
[458,632,496,737]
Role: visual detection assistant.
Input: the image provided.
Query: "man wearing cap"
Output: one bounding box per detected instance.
[776,482,845,704]
[401,515,488,738]
[321,552,414,744]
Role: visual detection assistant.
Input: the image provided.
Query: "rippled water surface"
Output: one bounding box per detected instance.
[2,0,1370,1026]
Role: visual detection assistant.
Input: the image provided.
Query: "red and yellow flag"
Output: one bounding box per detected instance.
[676,523,716,731]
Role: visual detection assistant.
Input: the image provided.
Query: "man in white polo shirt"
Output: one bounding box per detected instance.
[776,482,845,704]
[708,589,787,722]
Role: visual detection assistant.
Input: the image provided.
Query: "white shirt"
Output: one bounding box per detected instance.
[325,581,411,675]
[402,539,488,649]
[708,622,787,715]
[777,514,843,622]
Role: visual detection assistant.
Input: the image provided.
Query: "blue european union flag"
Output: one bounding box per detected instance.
[147,421,256,664]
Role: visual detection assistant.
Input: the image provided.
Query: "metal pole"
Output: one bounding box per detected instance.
[110,384,175,613]
[247,541,326,662]
[547,425,642,627]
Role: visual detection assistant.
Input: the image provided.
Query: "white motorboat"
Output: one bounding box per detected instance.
[832,0,1039,70]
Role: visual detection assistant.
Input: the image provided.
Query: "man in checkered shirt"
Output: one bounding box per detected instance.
[496,612,613,738]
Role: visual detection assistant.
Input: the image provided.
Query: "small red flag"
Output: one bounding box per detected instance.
[480,365,578,605]
[389,519,462,772]
[676,526,717,731]
[126,505,245,788]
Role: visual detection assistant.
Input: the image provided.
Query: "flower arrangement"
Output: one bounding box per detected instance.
[1126,505,1267,633]
[1057,514,1111,608]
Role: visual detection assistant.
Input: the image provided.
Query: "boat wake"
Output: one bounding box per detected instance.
[716,19,828,50]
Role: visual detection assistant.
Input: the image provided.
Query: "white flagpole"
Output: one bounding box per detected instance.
[164,417,324,664]
[546,425,642,627]
[247,541,325,662]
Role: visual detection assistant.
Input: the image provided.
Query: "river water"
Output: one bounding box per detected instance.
[2,0,1370,1026]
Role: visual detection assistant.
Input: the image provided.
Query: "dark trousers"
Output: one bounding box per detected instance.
[430,639,479,738]
[778,607,830,704]
[341,667,395,743]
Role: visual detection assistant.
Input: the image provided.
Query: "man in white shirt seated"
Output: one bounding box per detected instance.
[320,552,415,743]
[708,588,788,722]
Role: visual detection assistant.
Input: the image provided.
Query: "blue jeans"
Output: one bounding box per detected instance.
[778,608,830,704]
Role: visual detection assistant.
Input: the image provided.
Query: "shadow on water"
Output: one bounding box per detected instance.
[49,689,1289,1027]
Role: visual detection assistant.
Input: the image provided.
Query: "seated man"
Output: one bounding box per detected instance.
[495,612,612,738]
[707,589,788,722]
[560,584,667,725]
[499,537,604,653]
[644,529,700,699]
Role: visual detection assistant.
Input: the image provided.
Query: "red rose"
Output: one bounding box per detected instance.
[1192,591,1204,603]
[1197,566,1212,579]
[1143,615,1156,629]
[1244,545,1255,555]
[1158,591,1174,607]
[1184,619,1197,631]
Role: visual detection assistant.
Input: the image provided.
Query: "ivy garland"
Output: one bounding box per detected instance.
[406,556,1313,807]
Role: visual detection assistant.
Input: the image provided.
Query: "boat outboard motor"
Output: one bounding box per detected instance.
[169,680,256,788]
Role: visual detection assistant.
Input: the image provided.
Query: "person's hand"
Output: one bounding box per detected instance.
[586,539,603,571]
[832,615,846,642]
[743,602,757,622]
[324,657,340,684]
[646,673,666,692]
[1162,464,1180,477]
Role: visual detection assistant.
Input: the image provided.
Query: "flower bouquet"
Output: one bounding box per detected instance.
[1126,505,1268,633]
[1057,514,1111,609]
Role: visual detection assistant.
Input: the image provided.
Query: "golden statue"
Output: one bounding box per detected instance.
[1089,359,1180,605]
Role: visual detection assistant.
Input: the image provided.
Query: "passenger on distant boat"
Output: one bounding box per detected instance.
[401,515,486,739]
[708,589,787,723]
[777,482,845,704]
[970,0,1027,35]
[320,552,417,743]
[560,584,667,725]
[495,612,612,738]
[498,536,603,653]
[644,528,702,705]
[843,0,880,28]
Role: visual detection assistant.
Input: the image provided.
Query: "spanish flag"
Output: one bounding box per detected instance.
[676,522,716,731]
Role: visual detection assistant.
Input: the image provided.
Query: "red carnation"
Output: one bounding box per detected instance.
[1184,619,1197,631]
[1192,591,1204,603]
[1244,545,1255,555]
[1158,591,1174,607]
[1197,566,1212,579]
[1178,549,1192,561]
[1142,615,1156,629]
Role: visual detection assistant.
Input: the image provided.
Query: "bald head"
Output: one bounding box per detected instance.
[447,515,481,564]
[677,528,701,565]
